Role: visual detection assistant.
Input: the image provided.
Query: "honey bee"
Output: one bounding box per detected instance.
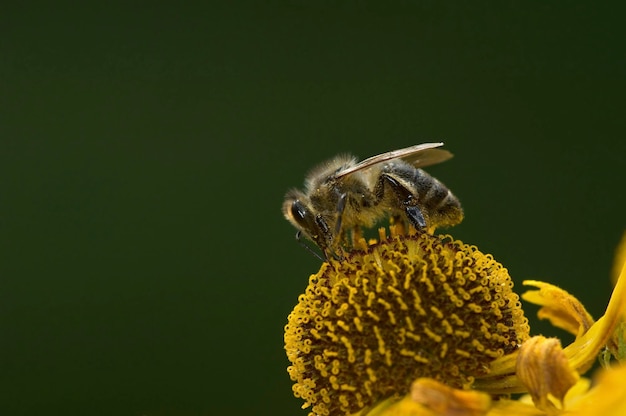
[283,142,463,259]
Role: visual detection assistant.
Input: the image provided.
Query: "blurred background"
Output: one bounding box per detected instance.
[1,2,624,415]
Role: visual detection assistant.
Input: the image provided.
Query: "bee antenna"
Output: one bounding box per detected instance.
[295,231,325,262]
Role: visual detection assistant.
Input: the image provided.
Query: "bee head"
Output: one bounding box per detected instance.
[283,190,331,253]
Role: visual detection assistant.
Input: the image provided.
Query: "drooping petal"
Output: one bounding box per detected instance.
[367,378,492,416]
[410,378,492,416]
[562,258,626,373]
[515,336,578,412]
[611,231,626,286]
[521,281,594,339]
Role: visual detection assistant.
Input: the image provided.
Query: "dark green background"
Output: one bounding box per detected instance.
[2,2,625,415]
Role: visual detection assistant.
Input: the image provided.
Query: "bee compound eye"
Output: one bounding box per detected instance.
[291,200,307,221]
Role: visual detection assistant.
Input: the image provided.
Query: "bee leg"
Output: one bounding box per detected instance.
[406,204,427,228]
[314,215,345,261]
[334,193,348,234]
[327,192,352,255]
[379,174,427,229]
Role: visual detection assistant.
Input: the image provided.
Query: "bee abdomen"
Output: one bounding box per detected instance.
[413,169,463,227]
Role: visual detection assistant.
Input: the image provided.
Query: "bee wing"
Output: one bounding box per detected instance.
[400,148,453,168]
[336,142,452,178]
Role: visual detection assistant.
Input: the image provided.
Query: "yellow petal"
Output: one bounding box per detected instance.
[515,336,578,412]
[563,257,626,373]
[363,394,438,416]
[521,281,594,339]
[566,365,626,415]
[483,400,545,416]
[609,231,626,362]
[368,378,491,416]
[484,366,626,415]
[611,231,626,286]
[410,378,492,416]
[475,250,626,395]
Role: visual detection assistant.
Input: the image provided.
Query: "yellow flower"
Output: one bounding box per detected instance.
[284,227,626,415]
